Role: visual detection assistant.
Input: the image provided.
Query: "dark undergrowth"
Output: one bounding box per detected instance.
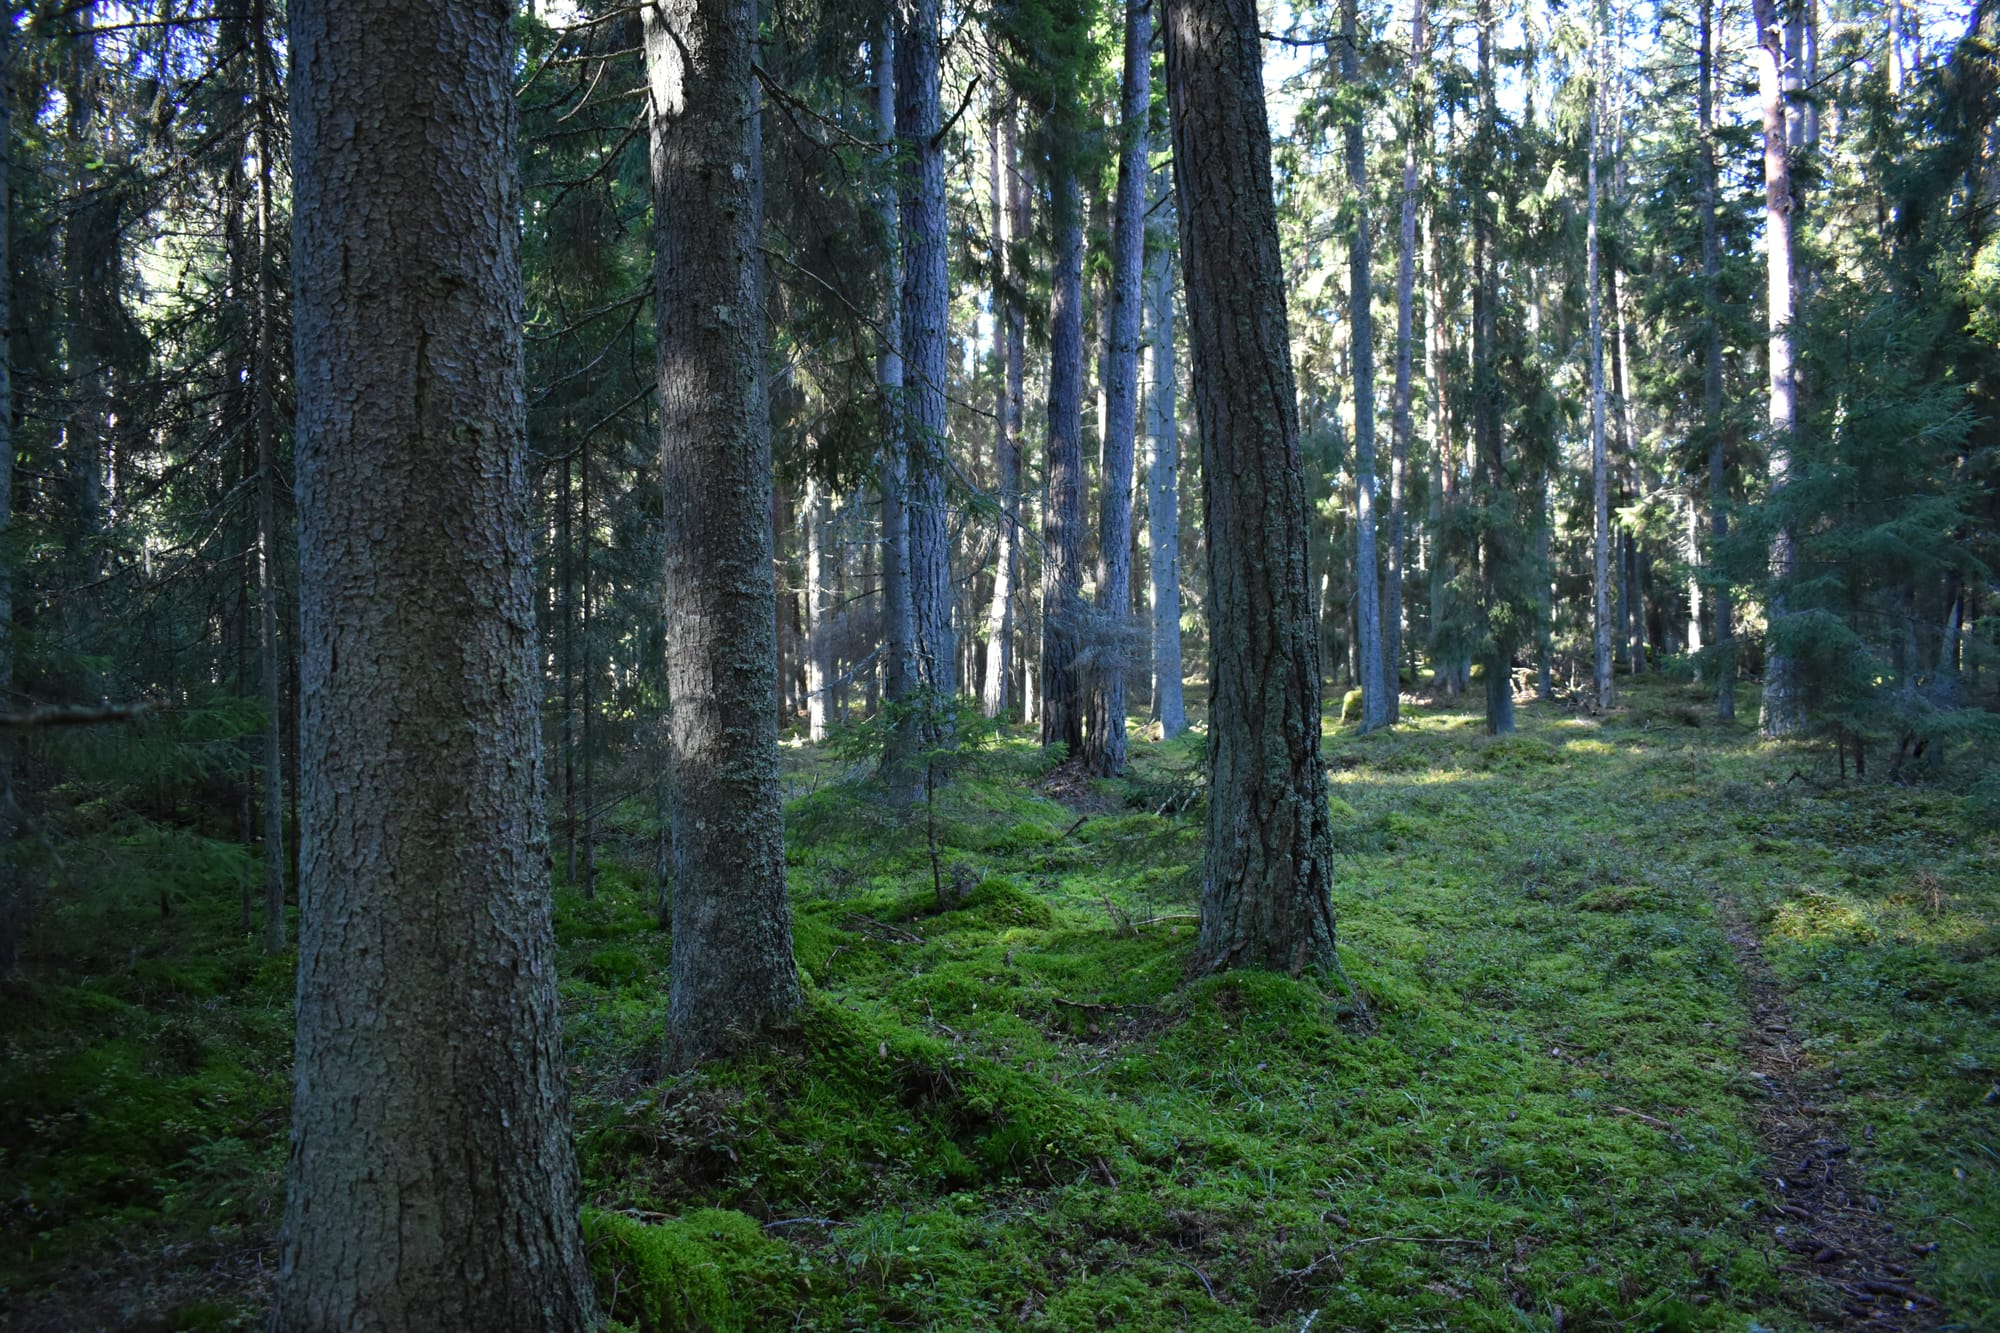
[2,676,1995,1330]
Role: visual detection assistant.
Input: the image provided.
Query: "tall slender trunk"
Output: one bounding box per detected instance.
[1041,166,1087,759]
[1473,0,1512,734]
[1587,18,1614,711]
[1165,0,1340,976]
[1753,0,1804,735]
[1084,0,1150,776]
[1610,265,1645,675]
[1344,0,1387,732]
[276,0,598,1321]
[885,0,955,796]
[1144,192,1186,739]
[1424,206,1450,693]
[645,0,803,1066]
[981,96,1024,720]
[1699,0,1734,721]
[251,0,286,953]
[1385,0,1426,724]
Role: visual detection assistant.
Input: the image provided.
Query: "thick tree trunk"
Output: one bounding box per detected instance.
[981,97,1024,721]
[645,0,803,1067]
[1165,0,1340,976]
[1041,167,1087,759]
[1343,0,1388,734]
[1587,30,1614,712]
[276,0,598,1324]
[1144,200,1186,740]
[1385,0,1425,725]
[1699,0,1736,722]
[878,0,953,799]
[896,0,956,743]
[1084,0,1150,776]
[1752,0,1804,735]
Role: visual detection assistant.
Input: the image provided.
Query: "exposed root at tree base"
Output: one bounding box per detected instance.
[1720,904,1940,1331]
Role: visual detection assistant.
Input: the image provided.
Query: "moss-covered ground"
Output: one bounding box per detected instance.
[2,677,1995,1330]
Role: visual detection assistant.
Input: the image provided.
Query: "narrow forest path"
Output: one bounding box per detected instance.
[1719,902,1939,1330]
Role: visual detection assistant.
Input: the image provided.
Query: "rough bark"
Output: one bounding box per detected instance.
[1343,0,1388,734]
[1385,0,1426,725]
[644,0,803,1066]
[896,0,956,733]
[1084,0,1150,776]
[275,0,598,1324]
[981,96,1024,721]
[1165,0,1339,976]
[1144,199,1186,740]
[1040,167,1087,759]
[1752,0,1804,736]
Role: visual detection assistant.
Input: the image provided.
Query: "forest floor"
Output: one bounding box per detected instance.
[1,676,1996,1332]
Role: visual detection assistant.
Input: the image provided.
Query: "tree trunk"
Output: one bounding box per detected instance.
[1752,0,1804,735]
[1144,192,1186,740]
[1041,165,1087,760]
[1473,0,1513,735]
[1610,266,1646,676]
[251,0,286,954]
[885,0,956,796]
[1699,0,1736,721]
[1084,0,1150,776]
[276,0,598,1323]
[644,0,803,1066]
[1587,23,1614,711]
[981,96,1024,721]
[1343,0,1388,733]
[1165,0,1340,976]
[1385,0,1425,725]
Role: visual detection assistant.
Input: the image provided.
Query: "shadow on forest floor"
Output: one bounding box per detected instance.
[2,677,1995,1331]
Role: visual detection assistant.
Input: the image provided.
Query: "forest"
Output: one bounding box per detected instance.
[0,0,1995,1327]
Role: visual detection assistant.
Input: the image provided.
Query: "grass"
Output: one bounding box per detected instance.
[1,676,1995,1330]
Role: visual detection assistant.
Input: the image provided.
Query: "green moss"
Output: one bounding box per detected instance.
[583,1207,788,1332]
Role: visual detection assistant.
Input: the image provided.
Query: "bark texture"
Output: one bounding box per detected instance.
[1752,0,1804,736]
[645,0,803,1067]
[1040,169,1087,759]
[1084,0,1150,776]
[896,0,956,726]
[1165,0,1339,976]
[276,0,597,1325]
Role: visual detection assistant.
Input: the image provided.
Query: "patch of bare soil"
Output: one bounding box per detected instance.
[1722,912,1940,1330]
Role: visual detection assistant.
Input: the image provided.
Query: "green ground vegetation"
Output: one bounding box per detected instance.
[1,677,1995,1330]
